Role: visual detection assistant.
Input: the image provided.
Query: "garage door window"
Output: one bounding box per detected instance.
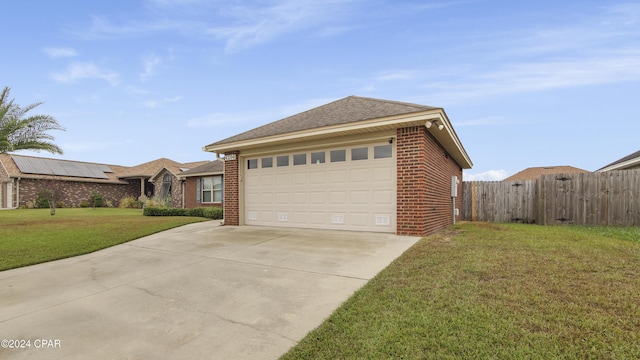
[330,149,346,162]
[311,151,325,164]
[293,153,307,165]
[261,157,273,168]
[248,159,258,169]
[374,145,393,159]
[351,147,368,161]
[277,155,289,167]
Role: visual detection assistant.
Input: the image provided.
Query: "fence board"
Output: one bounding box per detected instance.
[462,169,640,226]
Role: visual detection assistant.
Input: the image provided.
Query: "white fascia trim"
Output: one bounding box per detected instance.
[597,157,640,172]
[204,111,443,153]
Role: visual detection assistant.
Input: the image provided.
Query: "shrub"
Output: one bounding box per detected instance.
[90,192,104,208]
[143,207,223,219]
[56,201,65,208]
[36,190,52,208]
[119,196,142,209]
[143,195,170,208]
[79,201,90,208]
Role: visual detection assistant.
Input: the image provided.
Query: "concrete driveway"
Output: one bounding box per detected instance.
[0,222,420,360]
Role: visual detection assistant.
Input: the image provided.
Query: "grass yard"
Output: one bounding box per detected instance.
[0,208,209,271]
[282,222,640,359]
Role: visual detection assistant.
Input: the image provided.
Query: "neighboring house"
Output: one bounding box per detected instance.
[178,160,224,209]
[0,154,209,209]
[136,158,210,208]
[597,150,640,172]
[204,95,473,237]
[503,166,589,182]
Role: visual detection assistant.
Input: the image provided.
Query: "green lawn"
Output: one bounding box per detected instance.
[282,222,640,359]
[0,208,209,271]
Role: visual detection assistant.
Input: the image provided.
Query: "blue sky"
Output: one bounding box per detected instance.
[2,0,639,180]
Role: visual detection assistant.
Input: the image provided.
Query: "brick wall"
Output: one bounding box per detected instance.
[18,178,140,208]
[150,170,184,208]
[223,152,239,225]
[396,126,463,236]
[184,176,223,209]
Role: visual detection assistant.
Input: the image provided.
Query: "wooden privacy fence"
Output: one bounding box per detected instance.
[462,169,640,226]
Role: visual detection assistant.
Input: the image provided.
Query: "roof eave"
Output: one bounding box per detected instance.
[178,170,224,179]
[204,109,473,169]
[597,157,640,172]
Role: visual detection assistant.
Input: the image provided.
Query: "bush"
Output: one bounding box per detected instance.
[79,201,90,208]
[56,201,65,208]
[119,197,142,209]
[36,190,52,208]
[90,192,104,208]
[143,207,223,219]
[142,195,170,208]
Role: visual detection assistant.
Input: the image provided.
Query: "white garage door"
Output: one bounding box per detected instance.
[243,143,396,232]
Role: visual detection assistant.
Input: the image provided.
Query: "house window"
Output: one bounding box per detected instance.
[248,159,258,169]
[374,145,393,159]
[261,157,273,168]
[293,153,306,165]
[351,147,368,161]
[160,173,172,199]
[311,151,325,164]
[330,150,346,162]
[201,175,223,203]
[277,155,289,167]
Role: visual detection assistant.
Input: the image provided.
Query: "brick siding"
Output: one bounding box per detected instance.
[149,170,184,208]
[18,178,140,208]
[184,176,223,209]
[396,126,463,236]
[223,152,240,225]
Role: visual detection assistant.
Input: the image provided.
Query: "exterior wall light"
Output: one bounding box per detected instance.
[426,120,444,130]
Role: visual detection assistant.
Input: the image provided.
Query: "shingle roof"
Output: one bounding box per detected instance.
[503,166,589,182]
[206,96,438,147]
[118,158,209,178]
[0,154,211,183]
[179,160,224,177]
[597,150,640,171]
[0,153,128,184]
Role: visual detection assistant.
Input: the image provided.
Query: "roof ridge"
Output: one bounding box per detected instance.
[206,95,439,147]
[348,95,437,109]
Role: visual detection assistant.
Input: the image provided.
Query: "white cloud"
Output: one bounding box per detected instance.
[140,54,162,82]
[143,96,183,108]
[375,70,417,82]
[51,62,121,85]
[81,16,192,40]
[43,47,78,58]
[463,169,509,181]
[206,0,355,52]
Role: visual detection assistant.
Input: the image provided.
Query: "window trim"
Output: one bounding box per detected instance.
[200,175,223,203]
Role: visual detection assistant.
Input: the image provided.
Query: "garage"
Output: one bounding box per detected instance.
[243,141,396,232]
[204,96,473,237]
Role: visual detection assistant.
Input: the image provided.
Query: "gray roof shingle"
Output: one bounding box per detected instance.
[206,96,438,147]
[598,150,640,171]
[179,160,224,176]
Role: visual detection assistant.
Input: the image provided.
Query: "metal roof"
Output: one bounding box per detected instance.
[11,155,112,179]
